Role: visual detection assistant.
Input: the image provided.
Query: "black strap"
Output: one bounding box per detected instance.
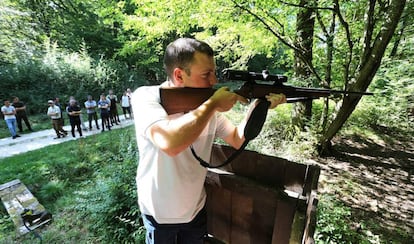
[191,99,270,168]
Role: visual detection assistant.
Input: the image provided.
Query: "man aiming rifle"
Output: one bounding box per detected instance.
[131,38,286,244]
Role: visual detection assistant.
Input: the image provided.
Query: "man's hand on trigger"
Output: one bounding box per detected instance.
[265,93,287,109]
[210,87,248,112]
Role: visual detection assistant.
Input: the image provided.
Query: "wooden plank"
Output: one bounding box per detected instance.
[207,144,320,244]
[302,193,319,243]
[211,144,320,194]
[0,179,21,191]
[206,185,232,242]
[250,195,278,244]
[230,192,252,243]
[271,198,296,244]
[0,179,52,235]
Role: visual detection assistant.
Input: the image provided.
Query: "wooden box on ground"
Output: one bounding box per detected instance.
[205,144,320,244]
[0,179,52,235]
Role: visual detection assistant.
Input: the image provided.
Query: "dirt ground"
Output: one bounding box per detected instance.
[316,131,414,241]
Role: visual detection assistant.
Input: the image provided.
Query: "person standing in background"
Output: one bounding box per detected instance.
[54,97,65,126]
[1,99,20,139]
[121,91,132,119]
[67,99,83,138]
[47,100,67,139]
[107,89,120,125]
[98,94,111,132]
[84,95,100,130]
[12,96,34,132]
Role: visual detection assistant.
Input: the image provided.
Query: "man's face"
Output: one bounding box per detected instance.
[4,100,10,106]
[179,52,217,88]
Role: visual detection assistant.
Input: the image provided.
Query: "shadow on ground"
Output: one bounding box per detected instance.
[317,131,414,242]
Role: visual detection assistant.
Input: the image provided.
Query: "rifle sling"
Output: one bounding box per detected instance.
[191,99,270,169]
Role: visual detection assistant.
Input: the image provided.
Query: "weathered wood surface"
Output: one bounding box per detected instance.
[0,179,51,235]
[205,144,320,244]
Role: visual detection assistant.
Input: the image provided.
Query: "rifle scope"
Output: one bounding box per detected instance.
[223,69,288,83]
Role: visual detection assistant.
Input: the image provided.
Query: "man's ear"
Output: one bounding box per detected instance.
[172,68,185,87]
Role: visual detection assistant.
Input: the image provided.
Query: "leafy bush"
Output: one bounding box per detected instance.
[315,194,367,244]
[0,41,148,115]
[72,130,145,243]
[38,180,67,202]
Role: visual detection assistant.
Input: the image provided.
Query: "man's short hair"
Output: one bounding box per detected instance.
[163,38,214,80]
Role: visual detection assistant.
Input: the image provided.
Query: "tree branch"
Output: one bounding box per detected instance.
[231,0,323,83]
[360,0,377,68]
[332,0,353,88]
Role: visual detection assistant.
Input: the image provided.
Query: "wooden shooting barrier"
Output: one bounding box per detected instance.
[205,144,320,244]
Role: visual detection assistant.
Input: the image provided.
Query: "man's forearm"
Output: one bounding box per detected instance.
[149,98,218,156]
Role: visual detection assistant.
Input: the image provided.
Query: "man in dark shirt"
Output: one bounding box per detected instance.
[98,94,111,132]
[12,97,33,132]
[66,99,83,138]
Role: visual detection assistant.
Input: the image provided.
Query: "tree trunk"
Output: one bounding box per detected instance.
[319,0,407,155]
[292,0,315,129]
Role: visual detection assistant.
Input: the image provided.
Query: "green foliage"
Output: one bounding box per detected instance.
[72,130,144,243]
[0,214,14,239]
[0,0,41,64]
[0,40,146,114]
[315,193,413,244]
[315,194,367,244]
[39,180,67,202]
[344,53,414,135]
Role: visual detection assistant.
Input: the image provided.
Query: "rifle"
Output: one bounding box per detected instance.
[160,69,373,115]
[160,69,373,168]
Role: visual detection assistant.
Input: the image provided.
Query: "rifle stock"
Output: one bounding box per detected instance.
[160,70,373,115]
[160,87,215,115]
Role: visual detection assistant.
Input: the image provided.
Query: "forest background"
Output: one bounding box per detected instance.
[0,0,413,243]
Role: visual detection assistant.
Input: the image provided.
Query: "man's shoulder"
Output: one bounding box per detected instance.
[13,102,24,107]
[132,85,162,103]
[134,85,162,95]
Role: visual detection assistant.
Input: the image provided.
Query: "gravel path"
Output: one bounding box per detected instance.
[0,115,134,159]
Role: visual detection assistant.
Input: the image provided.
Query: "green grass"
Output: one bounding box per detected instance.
[1,103,412,243]
[0,126,144,243]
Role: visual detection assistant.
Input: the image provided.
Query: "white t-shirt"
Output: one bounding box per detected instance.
[132,84,234,224]
[1,105,16,120]
[121,95,130,107]
[47,105,61,119]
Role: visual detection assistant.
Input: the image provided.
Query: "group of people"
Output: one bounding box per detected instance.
[1,89,133,140]
[1,97,34,139]
[47,89,133,139]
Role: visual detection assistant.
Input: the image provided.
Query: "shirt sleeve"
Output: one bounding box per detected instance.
[215,113,235,139]
[131,86,168,137]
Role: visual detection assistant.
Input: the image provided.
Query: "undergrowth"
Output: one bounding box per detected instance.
[0,126,145,243]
